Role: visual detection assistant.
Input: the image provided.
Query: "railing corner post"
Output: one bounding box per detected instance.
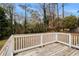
[40,34,43,47]
[56,33,58,42]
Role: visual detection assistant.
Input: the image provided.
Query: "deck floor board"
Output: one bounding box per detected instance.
[15,43,79,56]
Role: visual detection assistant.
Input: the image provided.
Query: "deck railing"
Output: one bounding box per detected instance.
[13,33,56,53]
[71,34,79,48]
[0,35,14,56]
[0,32,79,56]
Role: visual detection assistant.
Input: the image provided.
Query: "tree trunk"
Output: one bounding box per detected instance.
[62,3,64,31]
[24,3,27,33]
[43,3,48,25]
[62,3,64,18]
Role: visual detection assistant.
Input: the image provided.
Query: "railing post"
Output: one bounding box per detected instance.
[69,34,72,47]
[40,34,43,47]
[11,35,14,56]
[55,33,58,42]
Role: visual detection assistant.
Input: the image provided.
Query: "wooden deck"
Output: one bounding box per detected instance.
[0,32,79,56]
[15,42,79,56]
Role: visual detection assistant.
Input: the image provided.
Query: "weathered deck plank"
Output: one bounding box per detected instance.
[15,43,79,56]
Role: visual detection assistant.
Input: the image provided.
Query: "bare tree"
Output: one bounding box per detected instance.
[19,3,28,33]
[7,4,15,34]
[40,3,48,25]
[43,3,47,25]
[62,3,64,18]
[49,3,56,20]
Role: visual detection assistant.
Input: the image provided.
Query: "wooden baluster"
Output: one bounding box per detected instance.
[21,37,22,49]
[75,35,77,46]
[71,35,73,45]
[78,35,79,46]
[14,38,15,50]
[16,37,19,50]
[75,35,76,45]
[73,35,74,45]
[28,36,30,47]
[32,37,34,45]
[74,36,76,45]
[32,36,33,46]
[73,36,75,45]
[22,37,23,49]
[23,37,25,48]
[28,36,29,47]
[18,37,21,49]
[33,36,35,45]
[33,37,34,45]
[21,37,23,49]
[21,37,23,48]
[16,37,18,50]
[18,37,19,50]
[77,35,78,46]
[14,37,17,50]
[74,36,75,45]
[72,35,74,45]
[36,36,38,45]
[17,37,18,50]
[25,37,26,48]
[26,37,28,47]
[30,36,32,46]
[22,37,24,49]
[24,37,25,48]
[4,45,8,56]
[2,47,6,56]
[36,36,37,45]
[18,37,20,50]
[75,36,77,46]
[29,36,32,46]
[15,38,17,50]
[27,37,28,47]
[35,36,37,45]
[76,35,77,46]
[24,37,26,48]
[67,35,68,43]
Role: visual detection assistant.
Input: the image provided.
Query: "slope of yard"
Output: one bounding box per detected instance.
[0,39,7,50]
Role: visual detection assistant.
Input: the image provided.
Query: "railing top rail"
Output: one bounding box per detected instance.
[71,33,79,36]
[13,32,71,37]
[13,32,53,37]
